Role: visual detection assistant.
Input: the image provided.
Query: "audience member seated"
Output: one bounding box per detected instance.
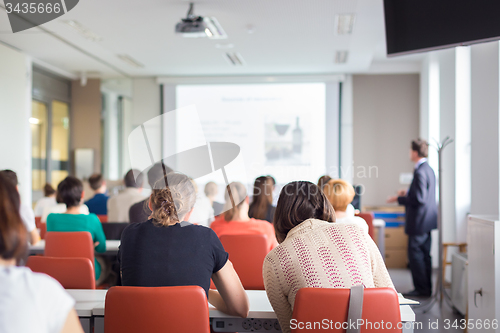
[317,175,355,216]
[41,202,89,223]
[205,181,224,216]
[263,181,394,333]
[323,179,369,234]
[211,182,278,251]
[317,174,332,190]
[0,170,40,245]
[84,174,109,215]
[249,176,276,223]
[188,179,214,227]
[34,183,57,217]
[129,163,173,223]
[0,173,84,333]
[47,176,107,282]
[119,172,249,318]
[107,169,146,223]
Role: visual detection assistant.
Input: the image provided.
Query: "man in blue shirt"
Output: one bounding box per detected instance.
[85,173,109,215]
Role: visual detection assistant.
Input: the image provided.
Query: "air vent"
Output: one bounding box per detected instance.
[117,54,144,68]
[335,14,355,35]
[204,17,228,39]
[223,52,245,66]
[63,20,102,41]
[334,51,348,64]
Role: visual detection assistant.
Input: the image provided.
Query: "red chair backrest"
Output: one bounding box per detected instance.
[40,223,47,240]
[35,216,42,229]
[97,215,108,223]
[219,234,268,290]
[26,256,95,289]
[44,232,95,268]
[292,288,401,332]
[105,286,210,333]
[357,212,374,240]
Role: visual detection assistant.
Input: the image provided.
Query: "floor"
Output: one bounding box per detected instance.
[389,269,464,332]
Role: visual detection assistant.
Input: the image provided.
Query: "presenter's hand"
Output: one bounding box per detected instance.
[397,189,407,196]
[386,196,398,203]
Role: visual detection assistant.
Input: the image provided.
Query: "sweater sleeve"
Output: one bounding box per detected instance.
[366,236,395,290]
[90,214,107,253]
[263,254,293,333]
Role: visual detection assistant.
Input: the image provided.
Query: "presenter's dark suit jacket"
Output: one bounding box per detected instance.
[398,161,438,235]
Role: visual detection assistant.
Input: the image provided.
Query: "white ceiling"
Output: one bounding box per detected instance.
[0,0,423,78]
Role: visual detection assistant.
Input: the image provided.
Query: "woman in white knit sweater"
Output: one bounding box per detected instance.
[263,181,394,333]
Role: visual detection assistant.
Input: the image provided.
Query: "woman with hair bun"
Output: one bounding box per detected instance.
[210,182,278,252]
[119,172,249,318]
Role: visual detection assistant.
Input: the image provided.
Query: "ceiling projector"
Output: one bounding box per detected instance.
[175,3,227,39]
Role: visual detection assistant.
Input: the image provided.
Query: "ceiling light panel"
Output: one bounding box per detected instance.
[63,20,103,42]
[335,14,355,35]
[117,54,144,68]
[334,51,348,64]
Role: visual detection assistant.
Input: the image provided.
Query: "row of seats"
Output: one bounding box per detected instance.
[103,286,401,333]
[29,232,270,290]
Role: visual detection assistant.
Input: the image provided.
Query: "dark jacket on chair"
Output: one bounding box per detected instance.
[398,161,438,235]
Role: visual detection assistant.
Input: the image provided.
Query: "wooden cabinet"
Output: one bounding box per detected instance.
[468,215,500,332]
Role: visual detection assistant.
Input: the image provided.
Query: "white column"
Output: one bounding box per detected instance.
[470,41,500,216]
[438,48,456,244]
[0,44,32,204]
[420,52,441,268]
[454,47,471,243]
[340,75,353,184]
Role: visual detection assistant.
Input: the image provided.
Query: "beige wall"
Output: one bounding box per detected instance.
[352,74,419,207]
[71,79,102,174]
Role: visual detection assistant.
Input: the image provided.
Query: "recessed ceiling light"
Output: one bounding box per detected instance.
[335,51,348,64]
[117,54,144,68]
[215,43,235,49]
[62,20,103,42]
[335,14,355,35]
[29,118,40,124]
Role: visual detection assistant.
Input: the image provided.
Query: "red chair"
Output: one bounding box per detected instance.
[44,232,95,270]
[35,216,42,229]
[105,286,210,333]
[292,288,401,332]
[26,256,95,289]
[40,223,47,240]
[357,212,374,240]
[97,215,108,223]
[219,234,268,290]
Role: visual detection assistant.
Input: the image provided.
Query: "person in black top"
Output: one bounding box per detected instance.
[388,139,438,298]
[248,176,276,223]
[119,172,249,318]
[128,163,173,223]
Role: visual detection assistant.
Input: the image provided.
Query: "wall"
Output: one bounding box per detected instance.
[0,43,32,204]
[71,79,102,174]
[352,74,420,207]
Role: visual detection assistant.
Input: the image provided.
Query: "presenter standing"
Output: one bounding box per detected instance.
[387,139,437,297]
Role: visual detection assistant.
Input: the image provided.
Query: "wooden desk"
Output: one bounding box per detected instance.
[29,240,120,256]
[68,289,417,333]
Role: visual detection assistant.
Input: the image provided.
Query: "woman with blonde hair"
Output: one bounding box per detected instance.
[211,182,278,252]
[323,179,368,233]
[119,173,249,318]
[248,176,275,223]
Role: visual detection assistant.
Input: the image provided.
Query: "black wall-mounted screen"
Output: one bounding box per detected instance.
[384,0,500,56]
